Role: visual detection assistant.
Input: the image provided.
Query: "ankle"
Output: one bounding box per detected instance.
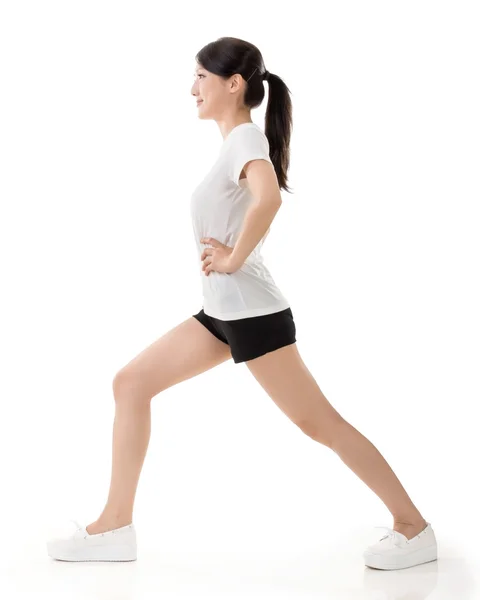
[98,511,133,527]
[393,516,427,529]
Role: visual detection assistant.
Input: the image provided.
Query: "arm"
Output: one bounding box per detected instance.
[229,159,282,271]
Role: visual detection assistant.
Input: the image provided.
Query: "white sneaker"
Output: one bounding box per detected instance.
[47,519,137,562]
[363,521,437,570]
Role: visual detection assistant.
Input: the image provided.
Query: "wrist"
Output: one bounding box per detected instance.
[229,251,243,271]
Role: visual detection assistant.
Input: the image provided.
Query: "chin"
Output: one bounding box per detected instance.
[197,105,211,120]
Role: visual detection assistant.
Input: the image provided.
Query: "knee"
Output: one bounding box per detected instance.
[112,369,132,400]
[296,416,346,448]
[112,368,150,406]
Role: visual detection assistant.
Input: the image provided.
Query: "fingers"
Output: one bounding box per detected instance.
[202,256,212,272]
[201,237,220,247]
[200,245,214,276]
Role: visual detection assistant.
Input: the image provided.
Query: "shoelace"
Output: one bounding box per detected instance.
[71,519,99,539]
[373,525,407,547]
[72,519,82,531]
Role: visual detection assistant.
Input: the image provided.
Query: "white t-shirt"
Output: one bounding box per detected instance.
[190,122,291,321]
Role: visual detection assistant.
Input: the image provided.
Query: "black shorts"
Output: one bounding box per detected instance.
[192,306,297,364]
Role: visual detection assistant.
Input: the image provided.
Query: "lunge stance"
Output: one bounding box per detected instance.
[47,36,437,570]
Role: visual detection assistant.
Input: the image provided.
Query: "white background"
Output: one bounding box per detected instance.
[1,1,479,598]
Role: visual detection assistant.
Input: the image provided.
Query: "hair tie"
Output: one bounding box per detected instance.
[263,70,270,81]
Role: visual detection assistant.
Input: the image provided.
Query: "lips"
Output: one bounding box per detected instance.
[196,100,203,106]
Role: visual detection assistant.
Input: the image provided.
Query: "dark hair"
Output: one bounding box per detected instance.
[195,36,293,194]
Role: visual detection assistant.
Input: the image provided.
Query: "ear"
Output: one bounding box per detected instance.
[229,73,243,92]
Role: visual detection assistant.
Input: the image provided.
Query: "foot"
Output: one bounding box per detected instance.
[364,520,437,570]
[86,518,132,535]
[393,518,428,540]
[47,518,137,562]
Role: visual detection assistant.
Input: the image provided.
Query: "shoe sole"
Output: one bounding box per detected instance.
[47,543,137,562]
[364,544,437,570]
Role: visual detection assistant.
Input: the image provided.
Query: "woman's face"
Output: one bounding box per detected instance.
[191,64,241,120]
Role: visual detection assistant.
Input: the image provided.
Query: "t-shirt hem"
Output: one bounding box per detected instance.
[203,299,291,321]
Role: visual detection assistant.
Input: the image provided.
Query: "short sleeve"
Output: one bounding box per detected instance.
[227,127,273,186]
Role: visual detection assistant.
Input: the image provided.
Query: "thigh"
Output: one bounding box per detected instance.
[114,316,232,400]
[245,343,344,432]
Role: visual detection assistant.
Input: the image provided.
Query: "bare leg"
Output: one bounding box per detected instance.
[91,400,151,529]
[329,420,427,536]
[245,343,427,539]
[86,316,232,534]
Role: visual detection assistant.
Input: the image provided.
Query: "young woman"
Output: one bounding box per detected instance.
[47,36,437,569]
